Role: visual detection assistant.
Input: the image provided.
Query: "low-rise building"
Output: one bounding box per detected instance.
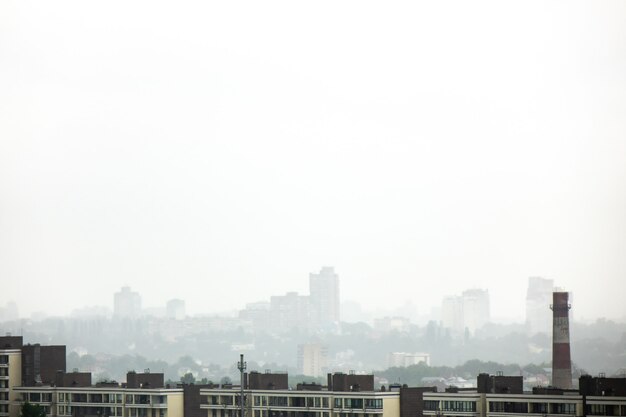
[12,371,184,417]
[424,374,626,417]
[193,373,399,417]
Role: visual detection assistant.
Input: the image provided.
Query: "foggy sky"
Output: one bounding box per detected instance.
[1,1,625,321]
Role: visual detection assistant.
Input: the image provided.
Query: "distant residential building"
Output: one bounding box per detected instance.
[166,299,186,320]
[113,286,142,319]
[270,292,310,331]
[309,267,340,331]
[387,352,430,368]
[297,343,329,377]
[441,289,490,338]
[461,289,490,335]
[237,267,340,334]
[441,296,464,338]
[374,317,411,333]
[526,277,554,335]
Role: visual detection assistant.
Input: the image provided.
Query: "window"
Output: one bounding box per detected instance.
[291,397,306,408]
[0,355,8,365]
[551,403,576,415]
[334,399,342,408]
[441,401,476,412]
[424,401,439,411]
[365,399,383,410]
[588,405,607,416]
[490,402,528,413]
[315,398,321,408]
[268,397,288,407]
[322,398,329,408]
[531,403,548,414]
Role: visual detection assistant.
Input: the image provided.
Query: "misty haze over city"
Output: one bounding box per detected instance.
[1,2,626,415]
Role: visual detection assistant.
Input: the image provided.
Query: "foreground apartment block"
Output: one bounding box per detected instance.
[423,373,626,417]
[190,372,399,417]
[0,336,183,417]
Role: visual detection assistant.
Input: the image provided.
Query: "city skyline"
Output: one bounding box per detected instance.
[0,274,618,326]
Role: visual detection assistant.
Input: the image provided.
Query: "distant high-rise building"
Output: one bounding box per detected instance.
[166,299,186,320]
[309,267,340,331]
[239,301,272,330]
[113,286,142,319]
[526,277,554,335]
[270,292,310,331]
[441,289,490,338]
[297,343,329,377]
[441,296,464,338]
[462,289,490,335]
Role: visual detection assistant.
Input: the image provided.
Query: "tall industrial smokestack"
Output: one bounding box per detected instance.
[550,291,572,388]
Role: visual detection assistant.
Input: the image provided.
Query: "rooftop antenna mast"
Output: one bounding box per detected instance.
[237,354,247,417]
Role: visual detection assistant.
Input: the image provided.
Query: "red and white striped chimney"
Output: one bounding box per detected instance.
[551,291,572,388]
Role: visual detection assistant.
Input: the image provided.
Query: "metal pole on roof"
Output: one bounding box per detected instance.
[237,354,247,417]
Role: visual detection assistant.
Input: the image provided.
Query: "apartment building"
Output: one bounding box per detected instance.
[12,371,183,417]
[423,373,626,417]
[0,336,183,417]
[195,372,398,417]
[0,336,22,417]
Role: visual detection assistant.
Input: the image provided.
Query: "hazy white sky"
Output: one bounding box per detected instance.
[1,1,625,321]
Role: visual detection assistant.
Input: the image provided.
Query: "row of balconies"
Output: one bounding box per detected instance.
[16,399,168,410]
[24,393,167,407]
[200,404,383,414]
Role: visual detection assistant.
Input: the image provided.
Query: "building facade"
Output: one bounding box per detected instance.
[423,374,626,417]
[525,277,554,335]
[297,344,329,378]
[197,373,398,417]
[309,267,340,332]
[114,287,142,319]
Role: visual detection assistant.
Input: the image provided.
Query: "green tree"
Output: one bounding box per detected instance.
[20,402,46,417]
[181,372,196,384]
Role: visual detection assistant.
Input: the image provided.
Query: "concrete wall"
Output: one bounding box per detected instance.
[126,372,164,389]
[7,351,22,417]
[247,372,288,390]
[21,345,66,386]
[399,387,437,417]
[167,392,184,417]
[382,395,400,417]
